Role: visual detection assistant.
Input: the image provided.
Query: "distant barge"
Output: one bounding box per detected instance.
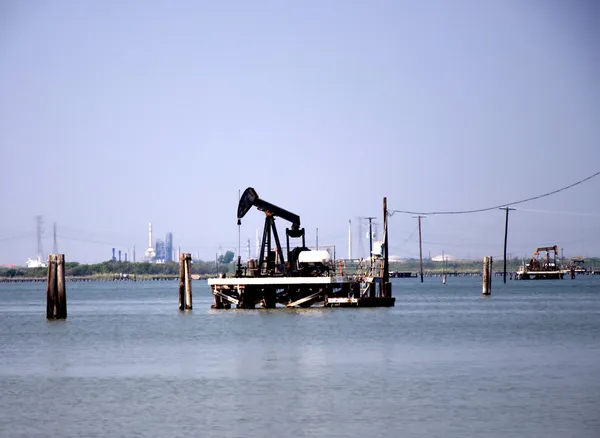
[209,188,394,309]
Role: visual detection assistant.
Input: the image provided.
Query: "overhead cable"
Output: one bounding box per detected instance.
[389,170,600,216]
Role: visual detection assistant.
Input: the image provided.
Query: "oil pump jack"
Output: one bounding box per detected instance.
[208,188,394,309]
[237,187,330,277]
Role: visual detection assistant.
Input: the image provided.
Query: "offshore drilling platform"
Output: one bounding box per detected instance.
[208,187,395,309]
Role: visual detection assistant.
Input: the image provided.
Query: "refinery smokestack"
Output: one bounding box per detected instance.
[148,222,153,249]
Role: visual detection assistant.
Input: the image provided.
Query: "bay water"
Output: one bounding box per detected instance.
[1,277,599,437]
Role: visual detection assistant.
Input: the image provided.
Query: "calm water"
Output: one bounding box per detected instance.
[1,277,599,437]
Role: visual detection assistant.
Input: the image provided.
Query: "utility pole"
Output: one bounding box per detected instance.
[382,197,389,288]
[500,207,515,283]
[415,215,426,283]
[348,219,352,260]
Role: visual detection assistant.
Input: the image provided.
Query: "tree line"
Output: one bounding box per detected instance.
[0,259,234,278]
[1,254,597,278]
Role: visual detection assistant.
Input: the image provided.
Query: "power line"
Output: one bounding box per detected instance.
[397,225,419,249]
[0,234,34,242]
[57,235,128,247]
[514,208,600,217]
[389,170,600,216]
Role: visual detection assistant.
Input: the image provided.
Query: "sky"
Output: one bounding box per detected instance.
[1,0,599,265]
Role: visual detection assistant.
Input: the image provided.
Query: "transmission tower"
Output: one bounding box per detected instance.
[34,215,44,260]
[53,222,58,253]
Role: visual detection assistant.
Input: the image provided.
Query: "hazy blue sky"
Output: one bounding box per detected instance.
[1,0,599,264]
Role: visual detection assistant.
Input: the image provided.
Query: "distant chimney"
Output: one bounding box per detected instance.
[124,253,128,262]
[112,248,116,261]
[118,250,122,262]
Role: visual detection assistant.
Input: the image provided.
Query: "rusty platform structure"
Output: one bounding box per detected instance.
[515,245,568,280]
[210,187,394,309]
[209,275,394,309]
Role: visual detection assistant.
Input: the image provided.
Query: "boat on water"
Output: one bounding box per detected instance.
[515,245,568,280]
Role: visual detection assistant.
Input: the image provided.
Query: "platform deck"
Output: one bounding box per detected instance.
[208,276,353,286]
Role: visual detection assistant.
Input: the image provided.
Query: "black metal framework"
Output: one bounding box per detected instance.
[238,188,306,277]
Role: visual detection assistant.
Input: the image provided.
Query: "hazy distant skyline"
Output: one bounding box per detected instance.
[1,0,599,264]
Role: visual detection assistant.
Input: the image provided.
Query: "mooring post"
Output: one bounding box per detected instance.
[179,254,185,310]
[184,253,193,310]
[46,255,56,319]
[482,256,492,295]
[56,254,67,318]
[47,254,67,319]
[179,253,192,310]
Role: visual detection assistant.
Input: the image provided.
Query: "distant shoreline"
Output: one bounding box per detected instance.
[1,258,599,282]
[0,273,212,283]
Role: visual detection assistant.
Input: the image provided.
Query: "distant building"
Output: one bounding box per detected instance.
[155,239,166,262]
[432,254,456,262]
[165,232,173,262]
[388,255,405,262]
[26,256,47,268]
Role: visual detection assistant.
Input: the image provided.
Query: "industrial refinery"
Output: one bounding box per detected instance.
[107,223,174,264]
[141,223,174,263]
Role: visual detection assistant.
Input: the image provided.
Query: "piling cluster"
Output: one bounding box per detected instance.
[46,254,67,319]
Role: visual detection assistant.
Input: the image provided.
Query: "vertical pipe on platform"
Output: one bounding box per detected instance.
[348,219,352,261]
[184,253,193,310]
[383,197,390,298]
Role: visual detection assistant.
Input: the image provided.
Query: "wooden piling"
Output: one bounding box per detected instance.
[46,254,67,319]
[184,253,192,310]
[178,254,185,310]
[179,253,192,310]
[56,254,67,318]
[482,256,492,295]
[46,255,56,319]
